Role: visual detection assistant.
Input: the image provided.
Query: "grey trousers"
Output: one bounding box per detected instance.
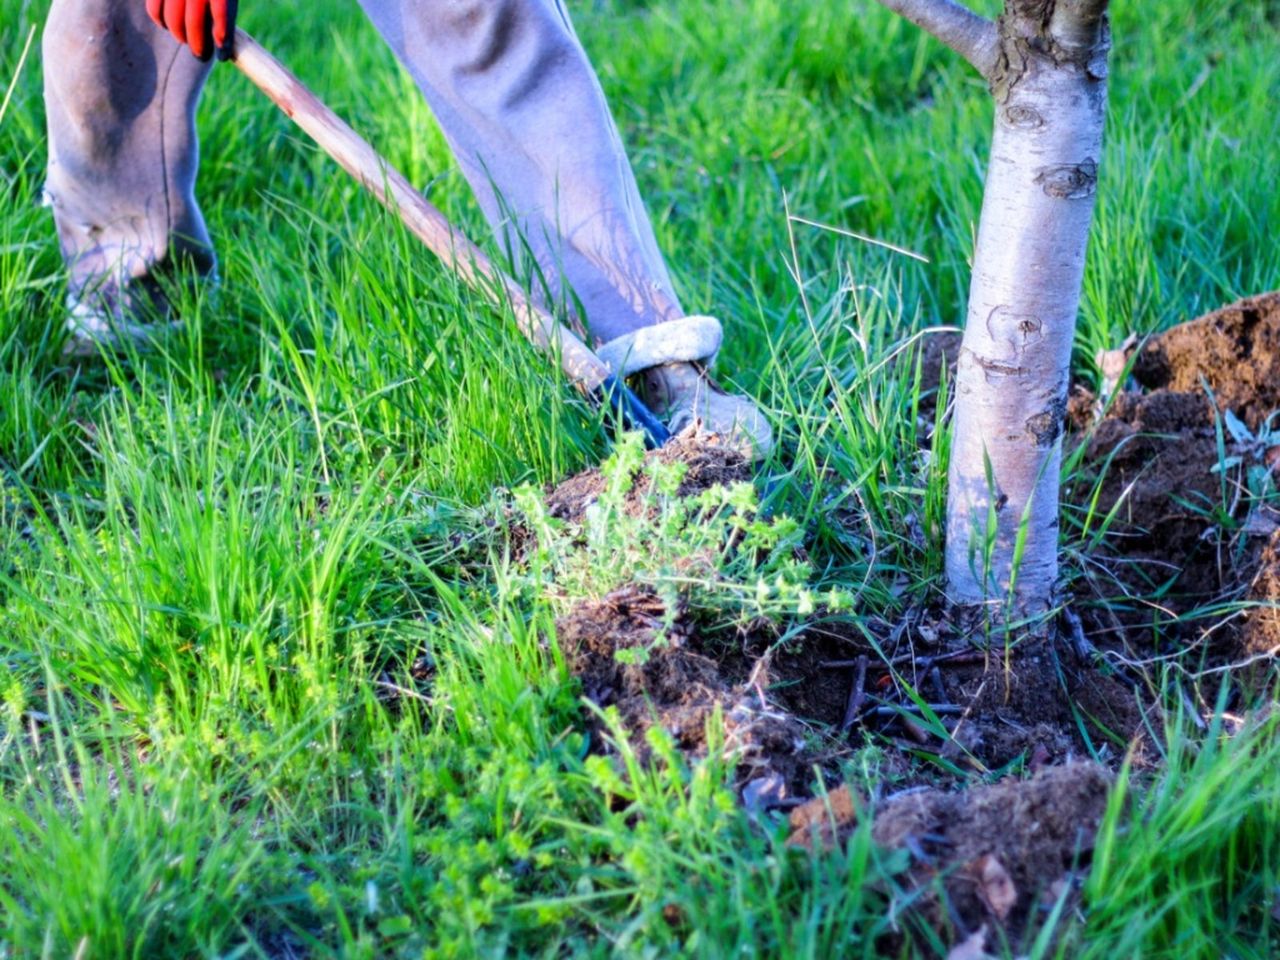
[43,0,684,343]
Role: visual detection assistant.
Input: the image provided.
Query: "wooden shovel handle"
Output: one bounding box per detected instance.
[229,28,611,393]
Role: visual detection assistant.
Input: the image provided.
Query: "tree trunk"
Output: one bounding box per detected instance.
[946,2,1110,613]
[873,0,1111,615]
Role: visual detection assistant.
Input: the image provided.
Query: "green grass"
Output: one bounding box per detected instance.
[2,0,1280,956]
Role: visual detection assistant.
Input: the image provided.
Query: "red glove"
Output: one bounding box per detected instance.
[146,0,238,62]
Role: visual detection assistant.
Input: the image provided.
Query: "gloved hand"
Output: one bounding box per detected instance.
[146,0,238,62]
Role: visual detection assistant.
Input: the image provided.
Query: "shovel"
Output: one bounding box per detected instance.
[228,29,670,449]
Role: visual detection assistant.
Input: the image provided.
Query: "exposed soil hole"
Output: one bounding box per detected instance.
[787,763,1112,946]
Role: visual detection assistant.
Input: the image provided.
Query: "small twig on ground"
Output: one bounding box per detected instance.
[872,705,964,717]
[929,665,948,705]
[745,656,771,711]
[841,655,870,734]
[1061,607,1150,690]
[1061,606,1097,662]
[822,649,993,672]
[898,716,932,744]
[890,648,995,670]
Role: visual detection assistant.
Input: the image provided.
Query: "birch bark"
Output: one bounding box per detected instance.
[874,0,1111,613]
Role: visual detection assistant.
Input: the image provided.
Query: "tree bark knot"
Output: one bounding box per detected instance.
[1035,159,1098,199]
[989,0,1111,101]
[1025,398,1067,447]
[963,347,1031,383]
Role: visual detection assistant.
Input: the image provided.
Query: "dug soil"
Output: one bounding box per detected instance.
[537,293,1280,951]
[541,435,1139,948]
[787,763,1112,949]
[1066,291,1280,671]
[556,585,819,799]
[544,435,752,524]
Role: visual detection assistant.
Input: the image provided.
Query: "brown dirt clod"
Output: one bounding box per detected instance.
[555,585,814,795]
[545,436,751,526]
[1067,291,1280,669]
[788,763,1113,942]
[1132,291,1280,431]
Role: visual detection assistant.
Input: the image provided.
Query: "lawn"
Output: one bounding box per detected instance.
[2,0,1280,956]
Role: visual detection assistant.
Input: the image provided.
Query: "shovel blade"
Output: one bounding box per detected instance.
[596,375,671,449]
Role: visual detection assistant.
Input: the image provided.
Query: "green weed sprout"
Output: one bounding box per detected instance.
[511,432,850,629]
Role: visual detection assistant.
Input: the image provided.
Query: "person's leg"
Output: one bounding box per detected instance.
[43,0,213,349]
[357,0,771,452]
[357,0,680,344]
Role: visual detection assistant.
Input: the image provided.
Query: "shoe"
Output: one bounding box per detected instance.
[61,275,185,359]
[598,316,774,458]
[62,300,180,358]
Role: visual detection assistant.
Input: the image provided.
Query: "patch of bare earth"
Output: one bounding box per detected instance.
[556,585,820,798]
[1066,291,1280,678]
[787,764,1112,949]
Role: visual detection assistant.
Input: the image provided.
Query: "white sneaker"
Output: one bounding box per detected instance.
[640,361,774,457]
[62,297,181,358]
[598,316,774,458]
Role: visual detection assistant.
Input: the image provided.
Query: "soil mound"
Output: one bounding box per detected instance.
[1068,291,1280,668]
[542,439,821,800]
[556,585,817,798]
[788,763,1112,944]
[545,437,751,525]
[1132,291,1280,430]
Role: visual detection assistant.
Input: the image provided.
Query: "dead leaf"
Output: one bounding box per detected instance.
[971,854,1018,921]
[741,771,788,814]
[1095,333,1138,401]
[785,785,858,850]
[946,925,992,960]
